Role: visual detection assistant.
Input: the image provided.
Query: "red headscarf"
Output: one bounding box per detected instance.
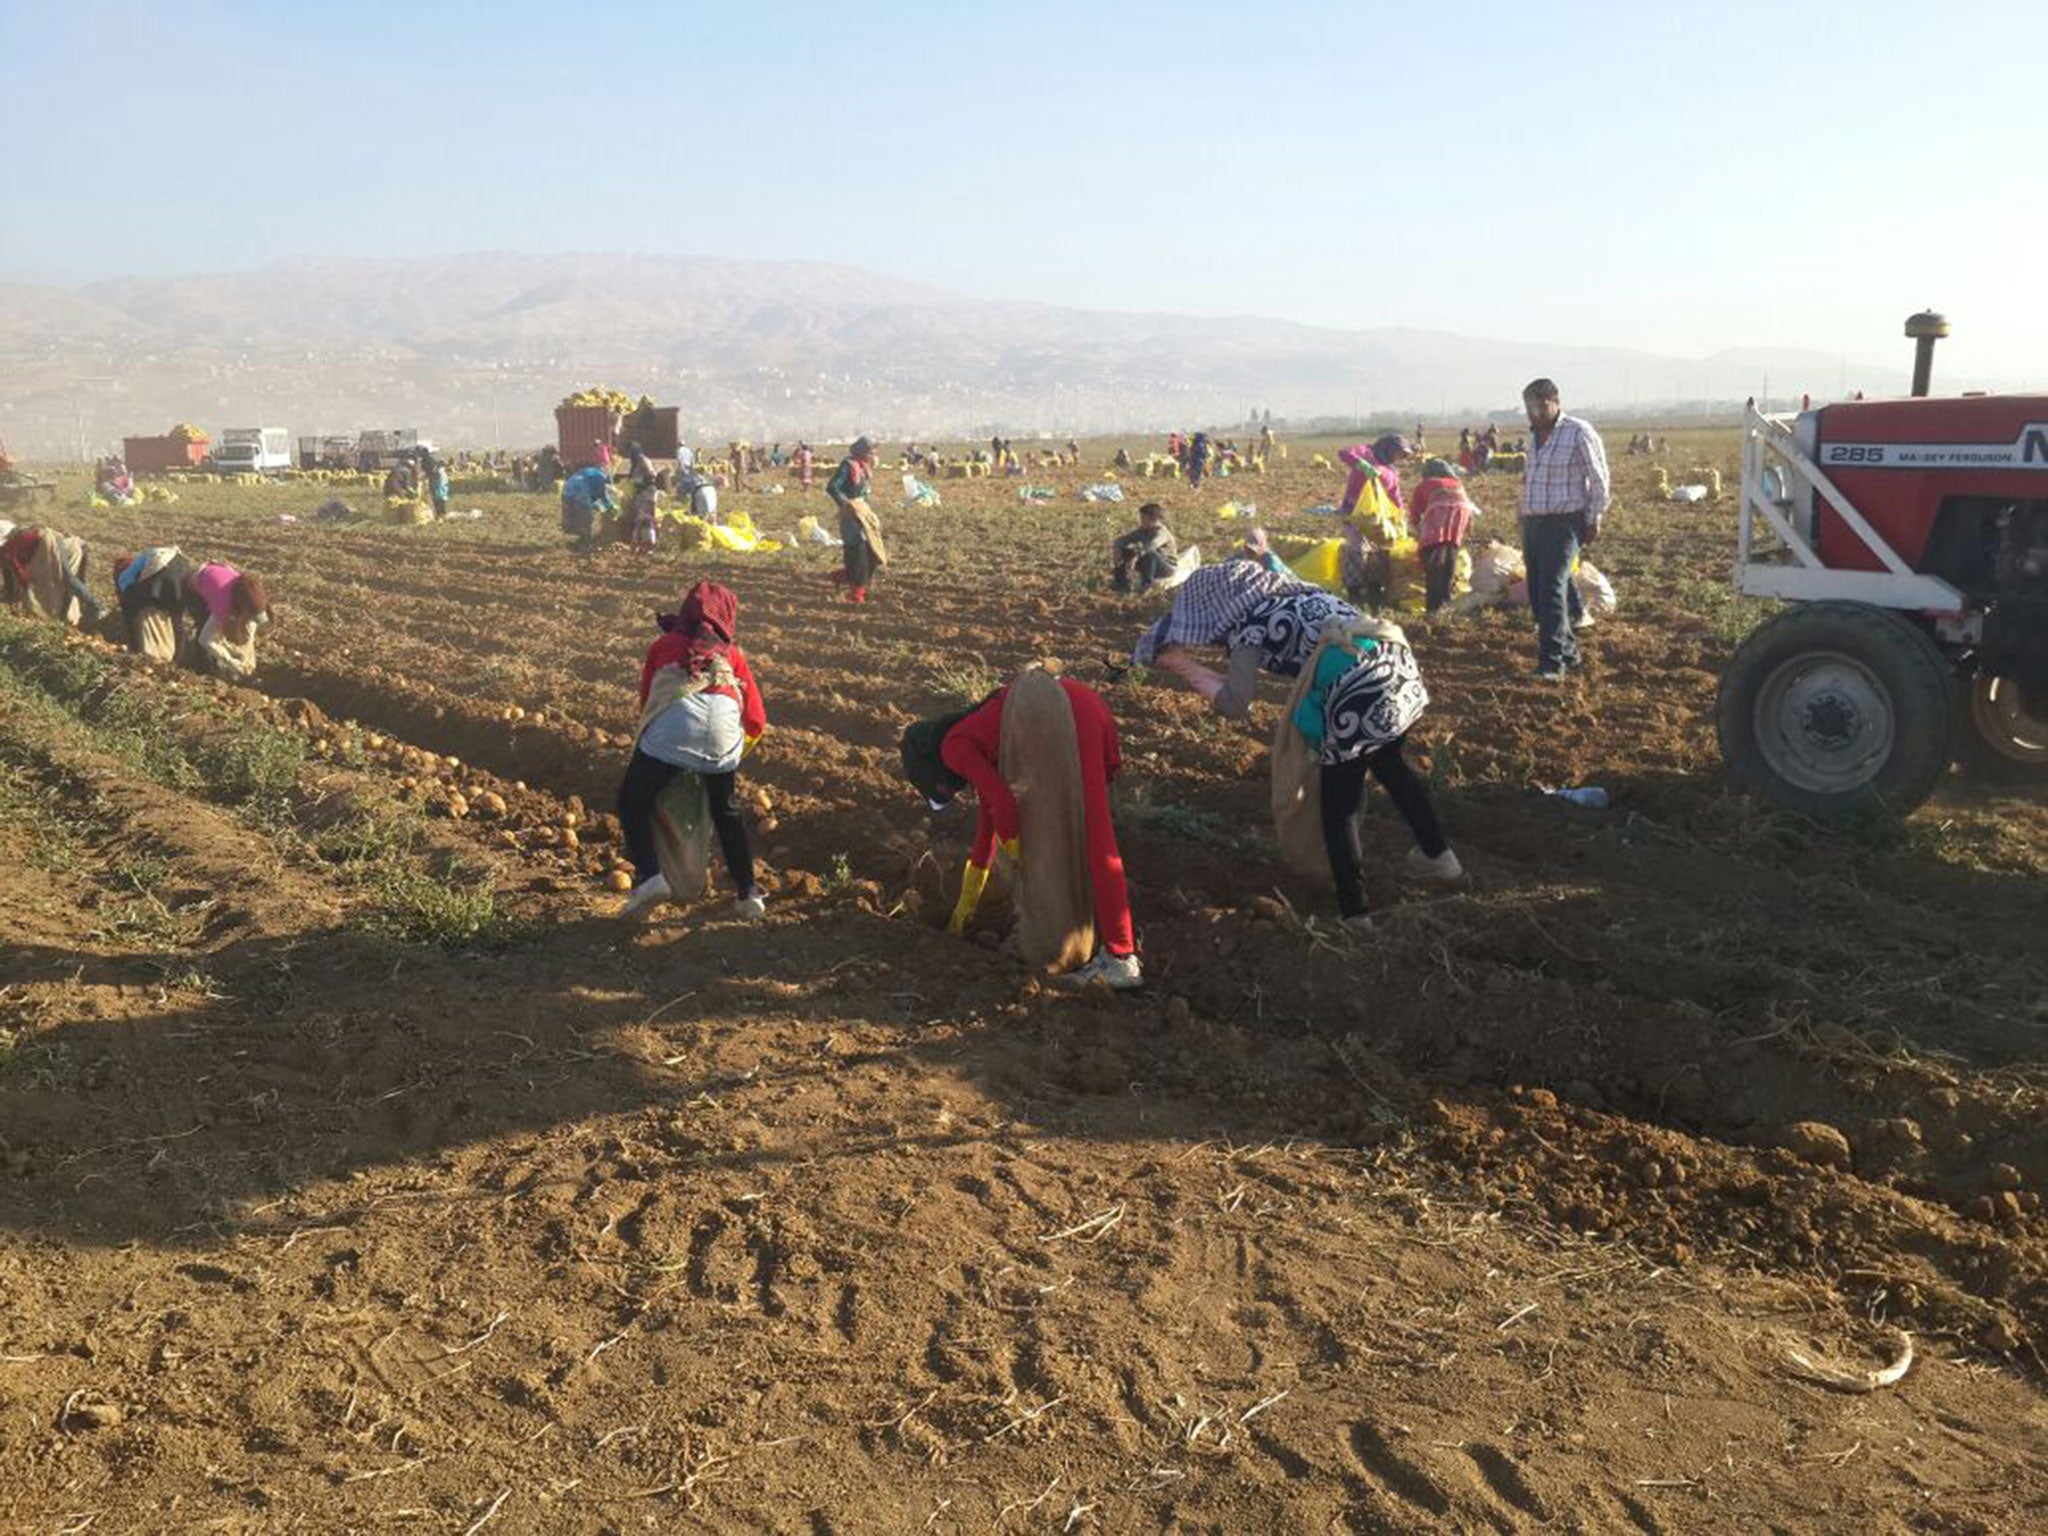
[664,580,738,669]
[1,526,42,592]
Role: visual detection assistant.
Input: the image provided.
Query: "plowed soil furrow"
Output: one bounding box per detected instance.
[209,587,2048,1240]
[10,443,2045,1529]
[238,628,2048,1250]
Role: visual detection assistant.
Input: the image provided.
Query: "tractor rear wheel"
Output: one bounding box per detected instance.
[1959,673,2048,782]
[1716,601,1956,822]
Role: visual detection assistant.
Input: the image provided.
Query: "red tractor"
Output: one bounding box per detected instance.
[1718,390,2048,819]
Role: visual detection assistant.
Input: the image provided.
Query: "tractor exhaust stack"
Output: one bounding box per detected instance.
[1905,310,1950,397]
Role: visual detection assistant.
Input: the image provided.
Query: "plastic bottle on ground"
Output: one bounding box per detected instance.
[1547,786,1611,810]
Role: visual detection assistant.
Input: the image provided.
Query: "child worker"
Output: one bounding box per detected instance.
[614,581,769,921]
[900,667,1142,990]
[560,464,617,556]
[627,470,666,557]
[1407,457,1480,612]
[1273,616,1462,928]
[1110,502,1179,593]
[827,437,888,602]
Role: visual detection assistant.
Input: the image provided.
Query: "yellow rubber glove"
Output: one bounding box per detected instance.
[741,732,761,758]
[948,859,991,935]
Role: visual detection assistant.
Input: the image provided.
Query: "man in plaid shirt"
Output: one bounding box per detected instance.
[1518,378,1610,679]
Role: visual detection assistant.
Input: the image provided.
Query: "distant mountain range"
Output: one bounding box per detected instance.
[0,253,1918,457]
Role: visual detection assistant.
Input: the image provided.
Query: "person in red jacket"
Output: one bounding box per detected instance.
[616,581,768,919]
[899,675,1141,989]
[1406,457,1480,612]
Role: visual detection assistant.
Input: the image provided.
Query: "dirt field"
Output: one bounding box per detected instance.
[3,433,2045,1533]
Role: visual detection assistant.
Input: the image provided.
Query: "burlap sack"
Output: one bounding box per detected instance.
[651,771,716,903]
[199,625,259,679]
[1271,650,1334,886]
[1270,619,1409,887]
[136,609,178,663]
[24,534,83,626]
[998,667,1094,972]
[850,499,890,565]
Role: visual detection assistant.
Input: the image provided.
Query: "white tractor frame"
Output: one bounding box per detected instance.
[1737,403,1965,614]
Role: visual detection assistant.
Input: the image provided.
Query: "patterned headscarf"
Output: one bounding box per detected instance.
[1132,559,1306,664]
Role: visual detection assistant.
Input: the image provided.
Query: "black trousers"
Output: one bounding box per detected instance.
[616,748,755,896]
[1319,735,1448,918]
[1422,542,1459,612]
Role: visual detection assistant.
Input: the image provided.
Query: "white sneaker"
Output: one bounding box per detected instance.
[734,891,767,921]
[1060,950,1143,990]
[1574,612,1597,631]
[1342,913,1375,932]
[1405,847,1465,882]
[616,873,670,919]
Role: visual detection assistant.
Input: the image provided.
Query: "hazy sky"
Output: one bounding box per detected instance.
[3,0,2041,381]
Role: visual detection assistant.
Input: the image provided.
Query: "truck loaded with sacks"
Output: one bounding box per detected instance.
[1720,361,2048,820]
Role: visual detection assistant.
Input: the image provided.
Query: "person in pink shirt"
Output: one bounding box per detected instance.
[184,561,272,678]
[593,439,614,470]
[1336,433,1413,514]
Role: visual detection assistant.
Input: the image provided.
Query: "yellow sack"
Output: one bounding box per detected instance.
[705,512,785,555]
[1381,537,1416,613]
[664,512,713,549]
[1345,472,1405,547]
[1285,538,1349,591]
[711,526,785,553]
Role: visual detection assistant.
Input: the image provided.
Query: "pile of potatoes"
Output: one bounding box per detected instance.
[499,704,634,750]
[302,721,628,873]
